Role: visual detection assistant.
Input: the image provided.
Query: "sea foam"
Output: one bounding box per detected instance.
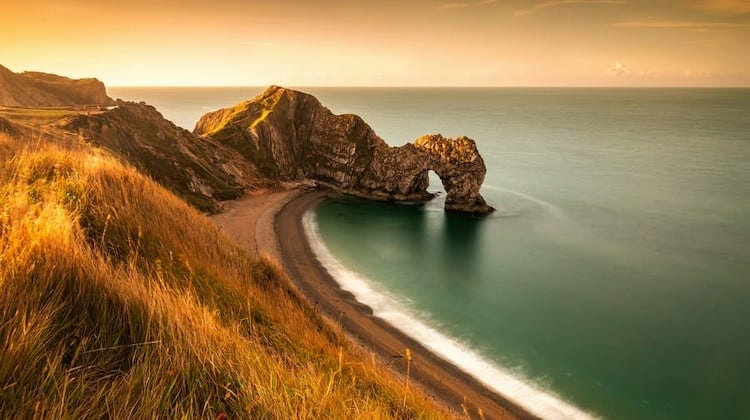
[303,210,597,420]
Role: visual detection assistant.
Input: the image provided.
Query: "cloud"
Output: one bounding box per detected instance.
[606,61,630,76]
[514,0,627,17]
[612,19,750,28]
[603,62,665,79]
[693,0,750,14]
[437,0,497,9]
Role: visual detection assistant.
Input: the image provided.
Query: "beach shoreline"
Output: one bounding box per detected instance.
[212,187,532,419]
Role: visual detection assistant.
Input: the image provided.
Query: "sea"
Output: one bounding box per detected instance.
[109,86,750,419]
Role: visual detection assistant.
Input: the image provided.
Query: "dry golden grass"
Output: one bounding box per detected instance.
[0,132,443,418]
[0,106,103,127]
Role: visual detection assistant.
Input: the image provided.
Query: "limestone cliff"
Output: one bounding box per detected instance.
[195,86,493,214]
[0,64,112,107]
[413,135,491,213]
[1,67,492,214]
[55,102,262,212]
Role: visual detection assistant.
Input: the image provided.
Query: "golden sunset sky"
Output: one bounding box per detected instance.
[2,0,749,86]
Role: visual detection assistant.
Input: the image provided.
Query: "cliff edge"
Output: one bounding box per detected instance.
[0,64,112,107]
[55,102,261,212]
[195,86,493,214]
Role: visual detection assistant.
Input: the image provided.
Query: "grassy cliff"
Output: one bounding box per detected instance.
[0,64,112,107]
[0,132,442,417]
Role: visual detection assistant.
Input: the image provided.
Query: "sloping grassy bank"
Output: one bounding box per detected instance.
[0,133,442,418]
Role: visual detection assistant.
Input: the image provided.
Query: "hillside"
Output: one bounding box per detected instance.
[0,102,265,213]
[0,65,112,107]
[0,68,504,417]
[0,131,443,417]
[56,102,265,212]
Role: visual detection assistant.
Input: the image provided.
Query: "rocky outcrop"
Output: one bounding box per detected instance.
[1,66,492,214]
[195,86,493,214]
[56,102,262,212]
[0,64,112,107]
[413,135,491,213]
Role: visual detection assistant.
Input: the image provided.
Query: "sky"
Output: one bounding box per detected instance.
[1,0,749,86]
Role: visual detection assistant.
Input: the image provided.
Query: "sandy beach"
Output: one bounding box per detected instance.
[212,188,533,419]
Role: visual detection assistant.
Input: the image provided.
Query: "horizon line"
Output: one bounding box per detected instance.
[107,84,750,89]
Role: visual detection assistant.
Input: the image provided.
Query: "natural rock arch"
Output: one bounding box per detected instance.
[413,135,491,214]
[195,86,494,214]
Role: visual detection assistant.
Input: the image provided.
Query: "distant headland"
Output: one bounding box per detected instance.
[0,64,112,107]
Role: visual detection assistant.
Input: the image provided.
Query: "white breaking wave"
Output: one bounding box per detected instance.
[302,211,597,420]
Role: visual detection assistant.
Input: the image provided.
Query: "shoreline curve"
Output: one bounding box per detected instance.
[274,189,535,419]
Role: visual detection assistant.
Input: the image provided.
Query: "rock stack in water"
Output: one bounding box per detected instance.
[194,86,493,214]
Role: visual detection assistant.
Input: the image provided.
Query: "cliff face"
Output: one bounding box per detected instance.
[194,86,382,186]
[56,102,261,212]
[195,86,493,214]
[0,64,112,107]
[2,66,492,214]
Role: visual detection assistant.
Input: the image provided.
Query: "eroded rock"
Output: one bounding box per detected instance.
[414,134,492,213]
[56,102,262,212]
[195,86,494,214]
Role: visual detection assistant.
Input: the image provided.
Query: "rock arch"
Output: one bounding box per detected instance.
[413,135,492,214]
[195,86,494,215]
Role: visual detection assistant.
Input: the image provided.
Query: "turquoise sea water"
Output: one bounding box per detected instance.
[110,87,750,419]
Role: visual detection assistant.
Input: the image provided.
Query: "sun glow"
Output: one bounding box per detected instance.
[1,0,748,86]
